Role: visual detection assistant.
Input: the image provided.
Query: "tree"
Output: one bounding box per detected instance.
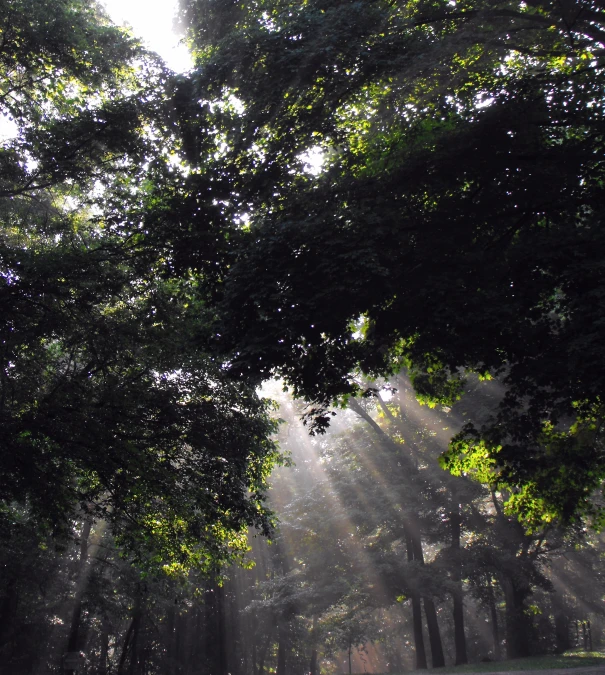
[0,0,283,571]
[169,0,605,526]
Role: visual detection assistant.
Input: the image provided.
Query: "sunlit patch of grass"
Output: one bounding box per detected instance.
[384,651,605,675]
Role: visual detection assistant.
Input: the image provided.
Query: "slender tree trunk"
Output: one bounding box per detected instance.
[352,392,448,666]
[502,576,531,659]
[65,518,92,675]
[424,598,446,668]
[411,595,427,670]
[450,507,468,665]
[217,582,229,675]
[487,586,502,660]
[348,641,352,675]
[276,623,287,675]
[352,398,431,669]
[0,578,18,647]
[409,524,445,668]
[229,579,242,675]
[127,596,142,675]
[118,619,135,675]
[405,525,427,670]
[252,639,258,675]
[309,615,319,675]
[165,603,176,675]
[205,585,215,670]
[310,648,318,675]
[99,615,109,675]
[118,587,142,675]
[348,398,415,469]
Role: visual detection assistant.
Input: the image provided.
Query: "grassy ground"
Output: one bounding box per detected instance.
[390,651,605,675]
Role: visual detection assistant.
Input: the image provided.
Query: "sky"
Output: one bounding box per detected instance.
[100,0,193,72]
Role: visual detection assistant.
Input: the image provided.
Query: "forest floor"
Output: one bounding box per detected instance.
[388,652,605,675]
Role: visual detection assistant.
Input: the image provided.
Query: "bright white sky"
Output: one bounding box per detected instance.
[100,0,193,72]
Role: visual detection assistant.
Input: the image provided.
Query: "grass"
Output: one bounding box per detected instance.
[388,651,605,675]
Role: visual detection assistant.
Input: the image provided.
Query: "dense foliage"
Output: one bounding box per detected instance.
[2,0,605,672]
[168,0,605,526]
[0,0,281,572]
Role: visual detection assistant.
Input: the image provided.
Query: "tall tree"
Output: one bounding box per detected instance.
[171,0,605,526]
[1,0,282,570]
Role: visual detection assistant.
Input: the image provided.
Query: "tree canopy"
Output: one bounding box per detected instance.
[0,0,282,572]
[2,0,605,565]
[167,0,605,527]
[4,3,605,668]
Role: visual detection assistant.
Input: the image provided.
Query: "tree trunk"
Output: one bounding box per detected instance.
[502,576,531,659]
[118,587,142,675]
[411,594,427,670]
[309,614,319,675]
[351,393,445,667]
[348,641,352,675]
[424,598,446,668]
[276,623,287,675]
[65,518,92,675]
[216,583,228,675]
[0,578,18,647]
[252,639,258,675]
[165,603,176,675]
[450,507,468,665]
[487,586,502,660]
[409,523,445,668]
[99,615,109,675]
[406,526,427,670]
[117,619,135,675]
[310,648,318,675]
[127,599,142,675]
[348,397,416,471]
[228,579,242,675]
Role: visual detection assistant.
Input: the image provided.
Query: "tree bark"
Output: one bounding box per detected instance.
[99,615,109,675]
[127,596,142,675]
[276,623,287,675]
[424,598,446,668]
[65,518,92,675]
[216,582,229,675]
[487,585,502,660]
[405,526,427,670]
[450,507,468,665]
[348,641,352,675]
[117,618,135,675]
[309,648,318,675]
[502,576,531,659]
[0,578,18,647]
[118,587,142,675]
[252,639,258,675]
[409,523,445,668]
[309,614,319,675]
